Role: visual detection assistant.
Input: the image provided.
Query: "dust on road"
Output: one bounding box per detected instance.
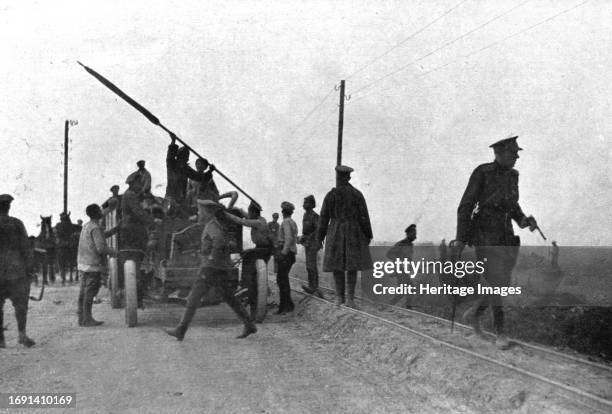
[0,284,423,414]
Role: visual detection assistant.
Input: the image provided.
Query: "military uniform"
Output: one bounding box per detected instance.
[456,137,532,338]
[166,201,256,340]
[300,196,321,294]
[318,166,373,308]
[0,194,35,348]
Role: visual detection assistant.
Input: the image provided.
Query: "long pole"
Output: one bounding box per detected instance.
[336,80,345,166]
[77,61,261,209]
[63,120,69,214]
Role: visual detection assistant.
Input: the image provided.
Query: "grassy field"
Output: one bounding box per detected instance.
[297,244,612,361]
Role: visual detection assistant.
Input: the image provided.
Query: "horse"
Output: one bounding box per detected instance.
[35,215,56,285]
[55,212,80,284]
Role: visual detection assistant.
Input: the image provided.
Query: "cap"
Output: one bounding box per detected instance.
[304,195,315,204]
[405,224,416,233]
[335,165,354,173]
[489,136,522,151]
[281,201,295,211]
[0,194,14,203]
[196,199,223,211]
[110,185,120,191]
[137,160,145,167]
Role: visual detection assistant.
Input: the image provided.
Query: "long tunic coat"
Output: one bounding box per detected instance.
[318,183,373,272]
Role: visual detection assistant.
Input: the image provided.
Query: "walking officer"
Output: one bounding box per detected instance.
[166,200,257,340]
[0,194,35,348]
[318,165,373,309]
[455,136,538,349]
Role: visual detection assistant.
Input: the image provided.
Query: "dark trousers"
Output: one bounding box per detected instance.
[474,245,518,334]
[0,278,30,336]
[77,272,102,321]
[305,247,319,290]
[276,252,295,311]
[178,268,252,332]
[332,270,357,303]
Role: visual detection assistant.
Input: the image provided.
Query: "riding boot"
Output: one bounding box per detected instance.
[307,268,316,291]
[15,308,35,347]
[333,271,345,305]
[166,305,197,341]
[230,301,257,338]
[345,271,358,309]
[302,269,315,294]
[18,331,35,348]
[492,306,510,349]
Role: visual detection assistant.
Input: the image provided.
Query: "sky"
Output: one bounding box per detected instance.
[0,0,610,245]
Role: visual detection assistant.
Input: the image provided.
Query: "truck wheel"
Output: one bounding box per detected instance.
[109,257,121,309]
[124,260,138,327]
[252,259,268,323]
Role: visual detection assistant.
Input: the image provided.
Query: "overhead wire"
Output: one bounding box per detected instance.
[285,0,475,154]
[348,0,590,105]
[287,87,336,137]
[350,0,532,96]
[345,0,471,81]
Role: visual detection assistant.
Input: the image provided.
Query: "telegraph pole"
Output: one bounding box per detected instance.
[336,80,345,166]
[63,121,69,214]
[63,120,78,214]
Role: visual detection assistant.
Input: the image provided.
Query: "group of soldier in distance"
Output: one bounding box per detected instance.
[1,133,543,350]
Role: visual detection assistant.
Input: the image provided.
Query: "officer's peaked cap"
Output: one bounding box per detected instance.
[0,194,14,203]
[335,165,354,173]
[489,136,522,151]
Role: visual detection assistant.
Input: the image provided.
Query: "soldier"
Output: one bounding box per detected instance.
[550,241,560,270]
[387,224,416,262]
[268,213,280,242]
[439,238,448,262]
[102,185,122,216]
[165,200,257,340]
[126,160,152,201]
[185,158,219,205]
[318,165,373,309]
[0,194,35,348]
[268,212,280,274]
[299,195,323,298]
[386,224,416,308]
[165,133,191,210]
[77,204,117,326]
[276,201,298,314]
[455,136,538,349]
[224,201,273,306]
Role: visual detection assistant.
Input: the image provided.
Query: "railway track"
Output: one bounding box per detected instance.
[289,275,612,413]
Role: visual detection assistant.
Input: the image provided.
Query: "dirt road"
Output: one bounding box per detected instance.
[0,284,421,414]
